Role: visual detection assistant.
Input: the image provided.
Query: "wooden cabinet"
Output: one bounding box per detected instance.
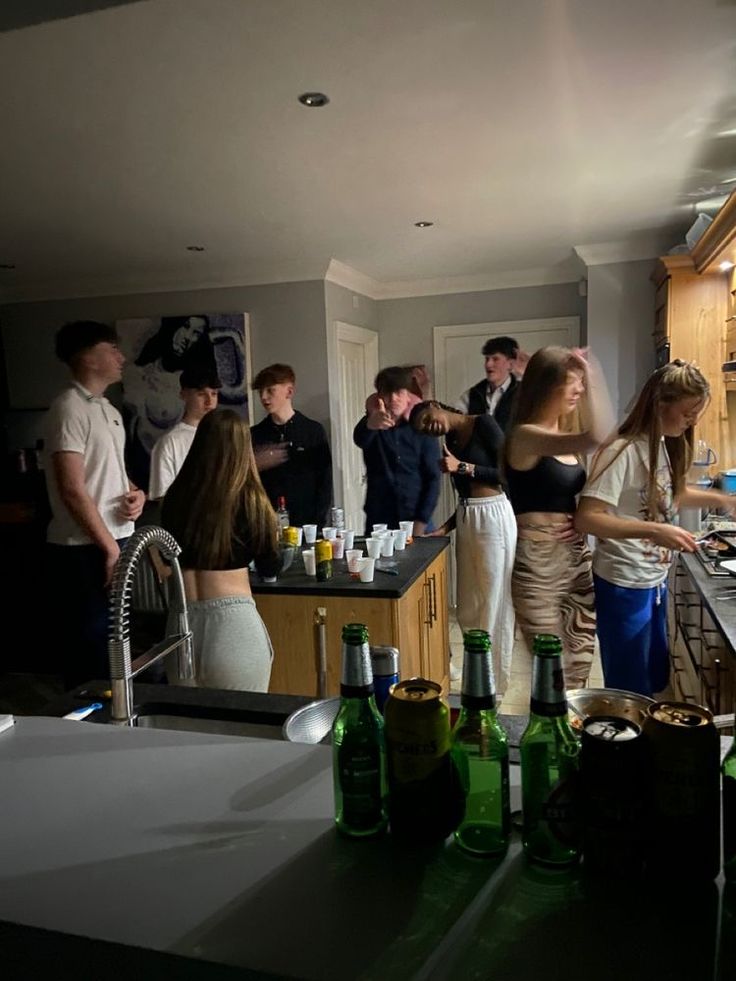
[258,548,450,698]
[652,254,729,468]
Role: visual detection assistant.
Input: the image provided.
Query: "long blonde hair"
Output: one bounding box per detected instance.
[162,409,278,567]
[589,360,710,519]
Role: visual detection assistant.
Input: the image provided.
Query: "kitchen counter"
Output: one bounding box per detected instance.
[252,536,448,599]
[680,551,736,660]
[0,717,732,981]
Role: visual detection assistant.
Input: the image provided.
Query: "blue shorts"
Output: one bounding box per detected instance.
[593,573,670,697]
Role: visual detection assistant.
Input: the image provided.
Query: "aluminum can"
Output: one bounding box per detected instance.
[580,715,646,874]
[384,678,464,843]
[642,700,721,879]
[330,507,345,531]
[370,645,400,714]
[282,526,299,547]
[314,539,333,581]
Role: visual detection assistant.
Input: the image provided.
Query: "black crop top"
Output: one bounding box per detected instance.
[161,502,280,576]
[505,456,586,515]
[446,415,504,498]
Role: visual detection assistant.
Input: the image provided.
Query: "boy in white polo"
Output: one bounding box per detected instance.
[148,365,221,500]
[45,320,145,688]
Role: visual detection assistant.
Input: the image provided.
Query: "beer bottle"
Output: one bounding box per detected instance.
[331,623,387,837]
[724,728,736,883]
[520,634,580,866]
[276,496,289,532]
[451,629,510,857]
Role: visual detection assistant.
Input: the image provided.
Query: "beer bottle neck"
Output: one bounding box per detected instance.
[461,645,496,702]
[529,653,568,718]
[340,641,374,692]
[460,693,497,711]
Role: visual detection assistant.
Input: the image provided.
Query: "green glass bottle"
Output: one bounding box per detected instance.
[451,629,510,857]
[332,622,388,838]
[724,726,736,883]
[520,634,580,867]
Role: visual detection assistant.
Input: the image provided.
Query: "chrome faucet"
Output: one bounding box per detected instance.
[108,525,194,723]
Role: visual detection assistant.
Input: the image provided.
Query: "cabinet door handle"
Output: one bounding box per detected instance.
[429,573,438,623]
[423,581,432,626]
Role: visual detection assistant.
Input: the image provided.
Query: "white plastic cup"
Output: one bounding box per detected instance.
[302,549,316,576]
[322,526,337,541]
[372,523,388,533]
[381,535,395,557]
[303,524,318,545]
[338,528,355,550]
[393,529,407,550]
[294,527,304,547]
[366,538,382,559]
[346,549,363,576]
[399,520,414,543]
[358,557,375,583]
[331,537,345,559]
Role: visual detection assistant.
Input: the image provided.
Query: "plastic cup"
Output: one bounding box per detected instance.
[303,524,318,545]
[366,537,382,559]
[346,549,363,577]
[399,520,414,543]
[358,557,375,583]
[302,549,316,576]
[393,529,407,550]
[372,523,388,533]
[294,527,304,546]
[338,529,355,550]
[381,535,395,557]
[322,526,337,541]
[331,537,345,559]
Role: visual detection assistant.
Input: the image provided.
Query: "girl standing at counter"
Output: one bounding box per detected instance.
[162,409,279,691]
[504,347,613,689]
[576,360,733,696]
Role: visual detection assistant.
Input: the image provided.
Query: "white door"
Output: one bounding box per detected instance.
[433,317,580,605]
[327,321,379,535]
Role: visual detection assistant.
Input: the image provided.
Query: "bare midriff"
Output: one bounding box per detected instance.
[516,510,575,541]
[468,480,503,498]
[182,567,252,601]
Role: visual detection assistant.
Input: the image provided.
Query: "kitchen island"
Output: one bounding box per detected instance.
[0,715,732,981]
[253,537,450,698]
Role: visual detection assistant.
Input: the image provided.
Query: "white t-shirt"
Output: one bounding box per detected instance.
[148,421,197,500]
[45,382,133,545]
[580,437,675,589]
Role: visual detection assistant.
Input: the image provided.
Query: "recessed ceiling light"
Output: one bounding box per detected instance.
[298,92,329,107]
[720,260,735,271]
[414,221,434,228]
[186,245,206,252]
[0,263,16,270]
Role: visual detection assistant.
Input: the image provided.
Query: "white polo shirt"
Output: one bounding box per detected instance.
[45,382,133,545]
[148,421,197,500]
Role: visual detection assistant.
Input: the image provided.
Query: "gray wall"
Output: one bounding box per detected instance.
[375,282,587,372]
[324,281,379,334]
[586,259,656,422]
[0,279,328,428]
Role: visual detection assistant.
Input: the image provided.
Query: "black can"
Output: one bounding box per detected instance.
[580,715,646,875]
[642,701,721,879]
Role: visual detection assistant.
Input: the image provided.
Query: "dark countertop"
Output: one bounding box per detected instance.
[679,552,736,661]
[251,535,449,598]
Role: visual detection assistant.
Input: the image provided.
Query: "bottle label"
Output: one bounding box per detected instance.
[542,774,579,846]
[339,744,384,829]
[530,659,567,714]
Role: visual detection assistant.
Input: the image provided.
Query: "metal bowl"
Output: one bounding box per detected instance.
[282,697,340,744]
[566,687,655,729]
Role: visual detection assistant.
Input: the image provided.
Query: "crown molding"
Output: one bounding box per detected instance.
[324,259,382,299]
[692,189,736,273]
[574,234,675,268]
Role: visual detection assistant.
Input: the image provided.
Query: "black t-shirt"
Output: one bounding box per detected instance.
[446,415,505,497]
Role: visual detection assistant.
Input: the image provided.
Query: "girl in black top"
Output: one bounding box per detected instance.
[410,400,517,699]
[504,347,613,689]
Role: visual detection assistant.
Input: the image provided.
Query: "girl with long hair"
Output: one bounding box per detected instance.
[505,347,613,688]
[576,361,733,696]
[161,409,280,691]
[409,398,516,698]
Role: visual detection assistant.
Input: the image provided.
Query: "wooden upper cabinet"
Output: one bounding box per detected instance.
[652,254,729,470]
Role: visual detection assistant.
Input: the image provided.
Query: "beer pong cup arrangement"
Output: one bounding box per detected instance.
[331,537,345,560]
[372,523,388,533]
[338,528,355,550]
[303,524,317,545]
[366,538,382,559]
[393,529,407,550]
[380,535,395,558]
[399,520,414,543]
[322,527,337,541]
[302,549,316,576]
[346,549,363,577]
[358,557,375,582]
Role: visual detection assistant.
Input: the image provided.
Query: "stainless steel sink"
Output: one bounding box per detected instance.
[134,712,283,739]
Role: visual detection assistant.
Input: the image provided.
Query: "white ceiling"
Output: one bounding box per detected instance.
[1,0,735,302]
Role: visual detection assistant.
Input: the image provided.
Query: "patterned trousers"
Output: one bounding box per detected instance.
[511,536,596,689]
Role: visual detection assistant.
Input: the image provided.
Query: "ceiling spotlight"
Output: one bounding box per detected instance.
[720,260,735,272]
[186,245,206,252]
[299,92,329,107]
[0,263,16,270]
[414,221,434,228]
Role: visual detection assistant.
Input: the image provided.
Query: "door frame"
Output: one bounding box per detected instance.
[326,320,379,517]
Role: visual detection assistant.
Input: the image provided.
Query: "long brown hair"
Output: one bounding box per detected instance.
[162,409,278,567]
[589,360,710,519]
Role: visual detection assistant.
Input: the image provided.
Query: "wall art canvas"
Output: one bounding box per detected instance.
[116,312,251,493]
